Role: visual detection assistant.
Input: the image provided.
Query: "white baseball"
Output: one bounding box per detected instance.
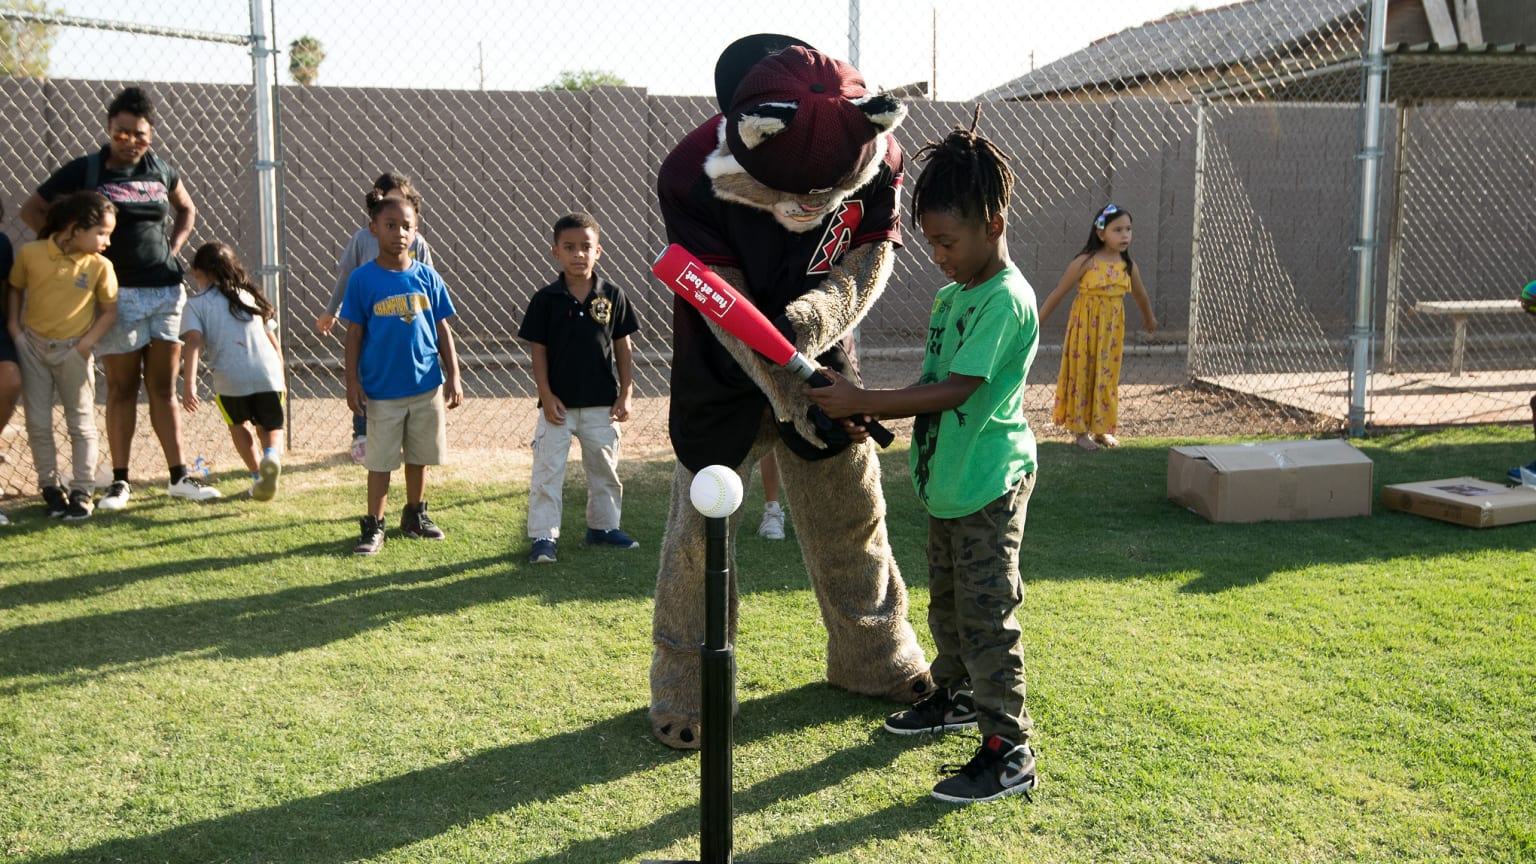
[690,465,744,518]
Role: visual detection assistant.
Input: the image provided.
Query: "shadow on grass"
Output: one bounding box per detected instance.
[18,685,938,864]
[0,550,511,688]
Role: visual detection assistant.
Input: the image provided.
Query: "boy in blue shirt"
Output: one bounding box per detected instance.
[341,191,463,554]
[808,115,1041,804]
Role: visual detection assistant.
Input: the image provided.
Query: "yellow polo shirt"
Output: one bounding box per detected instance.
[8,239,118,339]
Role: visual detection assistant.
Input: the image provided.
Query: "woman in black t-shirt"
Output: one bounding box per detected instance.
[21,86,220,508]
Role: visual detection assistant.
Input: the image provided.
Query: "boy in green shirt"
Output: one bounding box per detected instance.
[806,112,1040,804]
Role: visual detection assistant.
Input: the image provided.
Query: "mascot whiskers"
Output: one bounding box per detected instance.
[649,34,932,750]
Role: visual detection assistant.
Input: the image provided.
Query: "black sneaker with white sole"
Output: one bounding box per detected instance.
[931,735,1038,804]
[63,489,94,521]
[884,688,979,735]
[354,515,386,555]
[42,485,69,518]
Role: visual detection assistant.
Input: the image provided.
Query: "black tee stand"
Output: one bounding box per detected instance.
[645,514,785,864]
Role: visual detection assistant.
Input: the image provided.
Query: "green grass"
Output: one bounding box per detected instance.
[2,428,1534,863]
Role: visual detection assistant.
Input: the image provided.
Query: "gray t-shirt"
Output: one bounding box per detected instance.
[181,286,286,396]
[325,228,434,316]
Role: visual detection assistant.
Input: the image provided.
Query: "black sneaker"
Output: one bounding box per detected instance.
[354,515,386,555]
[42,485,68,518]
[401,501,445,540]
[931,735,1038,804]
[62,489,94,521]
[884,688,978,735]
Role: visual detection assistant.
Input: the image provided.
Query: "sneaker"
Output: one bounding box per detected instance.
[354,515,386,555]
[97,481,131,511]
[168,475,223,501]
[884,688,979,735]
[401,501,445,540]
[585,527,639,549]
[252,456,281,501]
[931,735,1038,804]
[350,435,367,465]
[528,537,558,564]
[62,489,94,521]
[42,485,69,518]
[1507,459,1536,484]
[758,501,786,540]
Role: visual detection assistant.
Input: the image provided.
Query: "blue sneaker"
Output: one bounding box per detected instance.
[585,528,640,549]
[529,538,558,564]
[1508,459,1536,484]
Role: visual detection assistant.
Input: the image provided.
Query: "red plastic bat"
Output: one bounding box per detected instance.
[653,243,894,448]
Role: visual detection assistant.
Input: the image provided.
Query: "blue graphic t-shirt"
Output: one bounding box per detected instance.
[339,260,457,400]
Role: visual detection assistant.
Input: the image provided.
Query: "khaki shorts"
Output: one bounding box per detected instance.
[363,387,446,471]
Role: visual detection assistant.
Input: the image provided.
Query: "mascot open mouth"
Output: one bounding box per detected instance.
[782,201,827,222]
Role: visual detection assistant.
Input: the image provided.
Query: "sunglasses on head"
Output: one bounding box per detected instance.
[1094,204,1121,230]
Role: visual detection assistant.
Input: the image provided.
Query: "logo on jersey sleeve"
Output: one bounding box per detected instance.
[806,201,865,275]
[373,292,431,323]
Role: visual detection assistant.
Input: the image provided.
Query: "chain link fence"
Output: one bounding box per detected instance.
[2,0,1534,497]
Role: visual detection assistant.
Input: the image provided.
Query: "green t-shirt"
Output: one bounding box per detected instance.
[910,263,1039,518]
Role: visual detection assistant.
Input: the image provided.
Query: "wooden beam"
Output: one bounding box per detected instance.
[1421,0,1460,44]
[1454,0,1483,44]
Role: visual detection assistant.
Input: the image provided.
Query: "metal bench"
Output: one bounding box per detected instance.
[1412,299,1524,377]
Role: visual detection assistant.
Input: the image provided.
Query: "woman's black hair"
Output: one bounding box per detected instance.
[191,242,275,323]
[106,86,155,125]
[40,191,116,239]
[909,104,1015,229]
[1077,203,1134,268]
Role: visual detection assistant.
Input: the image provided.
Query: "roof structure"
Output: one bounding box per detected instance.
[979,0,1363,101]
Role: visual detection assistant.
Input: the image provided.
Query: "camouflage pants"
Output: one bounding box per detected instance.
[926,474,1034,743]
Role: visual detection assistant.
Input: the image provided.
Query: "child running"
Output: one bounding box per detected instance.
[179,242,286,501]
[517,212,640,564]
[1038,203,1157,450]
[341,190,462,555]
[6,191,119,520]
[806,110,1041,804]
[317,172,436,465]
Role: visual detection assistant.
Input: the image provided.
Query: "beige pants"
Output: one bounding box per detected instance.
[18,330,98,493]
[527,406,623,539]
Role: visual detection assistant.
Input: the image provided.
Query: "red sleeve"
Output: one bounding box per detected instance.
[849,135,904,250]
[658,117,740,271]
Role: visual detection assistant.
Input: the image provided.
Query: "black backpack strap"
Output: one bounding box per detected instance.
[84,150,102,190]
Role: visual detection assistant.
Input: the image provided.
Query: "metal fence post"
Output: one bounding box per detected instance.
[1348,0,1390,436]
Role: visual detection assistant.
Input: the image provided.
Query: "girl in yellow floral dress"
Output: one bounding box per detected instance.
[1039,204,1157,451]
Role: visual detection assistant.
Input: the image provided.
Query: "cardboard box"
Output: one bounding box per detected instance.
[1381,477,1536,528]
[1167,439,1373,523]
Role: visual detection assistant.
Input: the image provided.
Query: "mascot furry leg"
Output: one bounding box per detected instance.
[650,424,930,750]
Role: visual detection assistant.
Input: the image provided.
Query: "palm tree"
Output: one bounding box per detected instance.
[288,36,325,86]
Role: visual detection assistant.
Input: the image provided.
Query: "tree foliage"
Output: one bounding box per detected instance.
[542,69,628,91]
[1,0,59,79]
[288,35,325,86]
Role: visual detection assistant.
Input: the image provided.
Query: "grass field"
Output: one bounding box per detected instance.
[2,428,1533,863]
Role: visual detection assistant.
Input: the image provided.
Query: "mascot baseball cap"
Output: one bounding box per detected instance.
[725,45,883,195]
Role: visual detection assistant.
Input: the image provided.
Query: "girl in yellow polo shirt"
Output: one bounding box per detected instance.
[6,191,119,520]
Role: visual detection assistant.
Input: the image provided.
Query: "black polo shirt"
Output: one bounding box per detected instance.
[517,273,639,409]
[657,115,904,471]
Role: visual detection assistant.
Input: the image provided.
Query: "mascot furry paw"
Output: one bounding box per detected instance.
[649,34,932,750]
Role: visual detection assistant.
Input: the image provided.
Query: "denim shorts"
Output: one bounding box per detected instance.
[97,284,186,356]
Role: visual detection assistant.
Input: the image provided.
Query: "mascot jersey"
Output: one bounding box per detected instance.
[659,116,904,472]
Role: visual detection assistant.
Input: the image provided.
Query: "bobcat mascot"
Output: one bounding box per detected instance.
[649,34,932,749]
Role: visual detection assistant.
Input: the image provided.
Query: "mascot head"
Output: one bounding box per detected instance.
[707,34,906,232]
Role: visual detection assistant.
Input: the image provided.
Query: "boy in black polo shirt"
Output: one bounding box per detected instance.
[517,213,641,564]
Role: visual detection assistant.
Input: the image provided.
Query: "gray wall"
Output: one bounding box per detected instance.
[4,79,1532,377]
